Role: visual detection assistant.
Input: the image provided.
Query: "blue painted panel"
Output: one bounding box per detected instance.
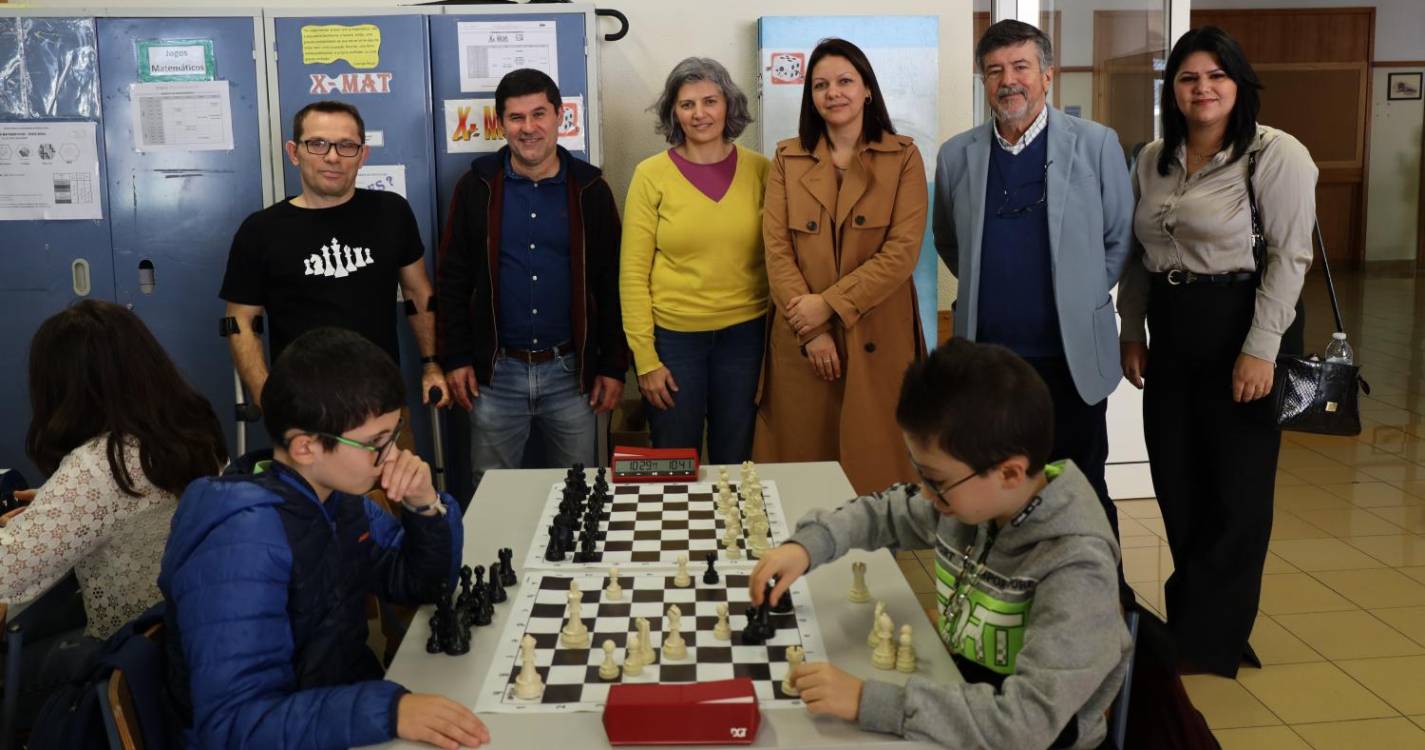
[428,11,589,229]
[98,16,265,461]
[273,13,438,459]
[0,17,115,479]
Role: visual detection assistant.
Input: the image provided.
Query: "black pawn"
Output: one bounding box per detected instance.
[544,530,565,562]
[499,548,518,586]
[472,565,486,593]
[702,552,720,585]
[488,562,507,603]
[769,578,793,614]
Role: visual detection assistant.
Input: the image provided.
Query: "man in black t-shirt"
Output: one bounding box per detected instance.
[221,100,448,411]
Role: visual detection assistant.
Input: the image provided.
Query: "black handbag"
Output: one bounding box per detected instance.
[1246,153,1368,435]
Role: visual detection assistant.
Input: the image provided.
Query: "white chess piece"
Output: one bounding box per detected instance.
[342,245,357,272]
[673,555,691,588]
[598,639,621,680]
[332,243,349,278]
[637,617,656,664]
[363,247,374,265]
[662,605,687,660]
[723,527,743,560]
[848,561,871,603]
[513,634,544,699]
[352,245,368,268]
[302,257,314,275]
[604,568,624,600]
[560,586,590,648]
[713,603,732,641]
[868,601,887,648]
[896,624,917,673]
[782,646,805,696]
[871,613,896,670]
[321,243,337,276]
[622,644,644,677]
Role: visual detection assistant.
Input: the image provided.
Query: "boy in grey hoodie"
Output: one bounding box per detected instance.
[751,338,1132,749]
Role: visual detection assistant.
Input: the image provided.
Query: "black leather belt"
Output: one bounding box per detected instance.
[499,341,574,364]
[1153,269,1256,286]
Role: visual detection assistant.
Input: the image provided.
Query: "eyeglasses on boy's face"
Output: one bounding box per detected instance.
[911,460,981,502]
[306,417,405,466]
[300,138,363,157]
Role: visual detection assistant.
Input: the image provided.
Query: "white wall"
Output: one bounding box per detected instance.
[1366,66,1423,262]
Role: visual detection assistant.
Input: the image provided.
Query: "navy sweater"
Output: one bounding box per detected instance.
[975,131,1063,358]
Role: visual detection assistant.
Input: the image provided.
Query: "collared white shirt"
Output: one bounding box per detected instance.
[993,105,1048,155]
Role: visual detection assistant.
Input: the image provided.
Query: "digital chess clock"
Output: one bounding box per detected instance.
[611,446,699,483]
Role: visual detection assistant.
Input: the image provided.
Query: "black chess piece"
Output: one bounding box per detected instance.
[703,552,720,585]
[472,591,493,627]
[488,562,508,603]
[769,578,793,614]
[472,565,486,593]
[499,548,518,586]
[572,529,595,563]
[757,588,776,636]
[740,604,768,645]
[545,528,566,562]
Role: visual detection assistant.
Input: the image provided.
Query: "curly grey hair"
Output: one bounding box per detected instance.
[652,57,752,145]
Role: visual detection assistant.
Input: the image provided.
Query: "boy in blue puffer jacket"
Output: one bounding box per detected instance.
[159,328,489,749]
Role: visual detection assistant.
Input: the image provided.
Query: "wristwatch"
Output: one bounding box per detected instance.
[401,498,446,517]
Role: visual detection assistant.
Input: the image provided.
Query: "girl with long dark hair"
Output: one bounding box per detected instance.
[2,300,227,637]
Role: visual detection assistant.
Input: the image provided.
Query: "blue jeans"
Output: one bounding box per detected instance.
[470,353,597,484]
[646,317,765,465]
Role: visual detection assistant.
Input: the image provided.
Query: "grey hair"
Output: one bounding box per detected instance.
[651,57,753,145]
[975,19,1054,74]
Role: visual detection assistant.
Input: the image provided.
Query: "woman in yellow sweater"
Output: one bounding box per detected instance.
[620,57,771,463]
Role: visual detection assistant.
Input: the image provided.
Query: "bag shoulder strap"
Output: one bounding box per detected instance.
[1244,148,1347,334]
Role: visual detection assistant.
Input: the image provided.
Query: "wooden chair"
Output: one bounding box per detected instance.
[99,621,163,750]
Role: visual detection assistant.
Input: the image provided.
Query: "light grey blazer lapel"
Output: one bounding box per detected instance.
[964,121,993,336]
[1046,106,1077,271]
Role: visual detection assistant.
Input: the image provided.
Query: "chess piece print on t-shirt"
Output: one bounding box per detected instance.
[304,236,373,279]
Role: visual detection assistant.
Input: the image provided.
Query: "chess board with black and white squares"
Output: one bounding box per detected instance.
[475,569,825,713]
[521,479,791,572]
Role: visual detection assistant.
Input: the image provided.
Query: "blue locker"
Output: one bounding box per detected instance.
[270,13,440,461]
[428,11,592,215]
[97,15,267,462]
[0,16,115,479]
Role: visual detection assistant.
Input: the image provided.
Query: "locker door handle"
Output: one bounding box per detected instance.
[72,259,91,296]
[138,259,155,294]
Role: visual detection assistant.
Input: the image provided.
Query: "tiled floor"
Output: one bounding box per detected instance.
[893,271,1425,747]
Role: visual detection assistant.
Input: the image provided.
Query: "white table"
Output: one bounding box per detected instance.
[379,461,960,749]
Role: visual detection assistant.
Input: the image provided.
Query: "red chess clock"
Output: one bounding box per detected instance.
[603,678,760,745]
[611,446,699,483]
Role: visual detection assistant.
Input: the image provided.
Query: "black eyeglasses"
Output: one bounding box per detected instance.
[912,460,980,501]
[305,417,405,466]
[995,160,1051,218]
[300,138,363,157]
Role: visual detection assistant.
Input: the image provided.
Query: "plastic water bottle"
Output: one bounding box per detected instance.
[1324,332,1354,365]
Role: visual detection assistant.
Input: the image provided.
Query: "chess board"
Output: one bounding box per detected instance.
[475,569,826,713]
[521,479,791,572]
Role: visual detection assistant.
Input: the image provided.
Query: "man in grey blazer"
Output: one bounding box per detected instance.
[933,20,1133,537]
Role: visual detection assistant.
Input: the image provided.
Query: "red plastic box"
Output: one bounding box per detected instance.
[602,678,761,745]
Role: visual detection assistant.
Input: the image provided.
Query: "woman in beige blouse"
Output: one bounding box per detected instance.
[1117,26,1316,678]
[1,300,226,716]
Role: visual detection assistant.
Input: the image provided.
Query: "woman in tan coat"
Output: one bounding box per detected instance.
[753,37,928,495]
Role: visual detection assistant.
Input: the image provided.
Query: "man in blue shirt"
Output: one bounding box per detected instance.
[438,69,626,485]
[932,21,1134,543]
